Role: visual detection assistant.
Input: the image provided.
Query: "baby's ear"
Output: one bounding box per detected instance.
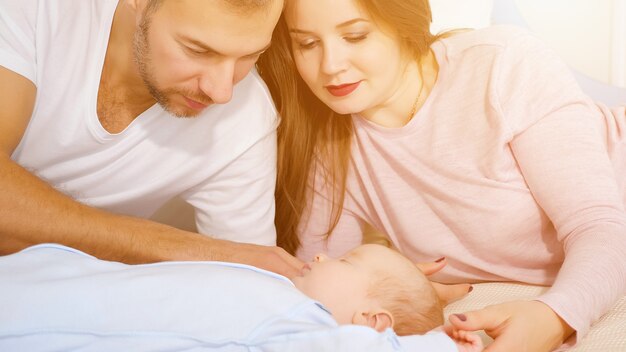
[353,310,394,332]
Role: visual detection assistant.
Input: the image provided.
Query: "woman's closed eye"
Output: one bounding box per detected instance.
[344,33,368,43]
[295,33,367,51]
[296,39,319,50]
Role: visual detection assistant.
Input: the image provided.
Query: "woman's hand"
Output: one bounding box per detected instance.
[448,300,575,352]
[416,258,473,305]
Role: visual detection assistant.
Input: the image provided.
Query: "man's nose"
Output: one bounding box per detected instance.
[198,62,235,104]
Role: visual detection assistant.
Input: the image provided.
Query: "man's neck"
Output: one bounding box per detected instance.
[102,2,155,109]
[98,2,156,133]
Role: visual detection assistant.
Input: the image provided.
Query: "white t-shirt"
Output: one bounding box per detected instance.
[0,0,278,245]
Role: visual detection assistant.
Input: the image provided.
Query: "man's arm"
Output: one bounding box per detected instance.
[0,66,302,276]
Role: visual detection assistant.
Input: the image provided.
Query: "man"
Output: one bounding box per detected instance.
[0,0,303,276]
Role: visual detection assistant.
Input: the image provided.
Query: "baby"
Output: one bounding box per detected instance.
[1,243,481,351]
[292,244,483,351]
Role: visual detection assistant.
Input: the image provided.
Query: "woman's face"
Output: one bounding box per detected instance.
[285,0,410,116]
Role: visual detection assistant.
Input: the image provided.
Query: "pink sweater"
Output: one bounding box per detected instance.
[297,26,626,340]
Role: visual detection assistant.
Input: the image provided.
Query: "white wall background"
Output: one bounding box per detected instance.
[430,0,493,32]
[429,0,626,87]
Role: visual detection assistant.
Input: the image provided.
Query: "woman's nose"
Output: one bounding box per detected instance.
[320,44,348,76]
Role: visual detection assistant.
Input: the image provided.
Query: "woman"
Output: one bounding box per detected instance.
[257,0,626,350]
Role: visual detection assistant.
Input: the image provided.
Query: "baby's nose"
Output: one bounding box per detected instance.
[314,254,328,262]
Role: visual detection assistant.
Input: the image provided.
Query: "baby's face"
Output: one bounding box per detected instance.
[291,244,402,324]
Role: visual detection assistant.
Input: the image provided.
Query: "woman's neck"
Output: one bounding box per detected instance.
[359,50,439,128]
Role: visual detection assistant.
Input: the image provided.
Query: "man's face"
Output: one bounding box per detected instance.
[133,0,282,117]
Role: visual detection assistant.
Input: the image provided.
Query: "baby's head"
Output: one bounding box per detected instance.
[292,244,443,335]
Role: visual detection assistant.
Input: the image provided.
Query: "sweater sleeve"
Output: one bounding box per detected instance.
[495,27,626,341]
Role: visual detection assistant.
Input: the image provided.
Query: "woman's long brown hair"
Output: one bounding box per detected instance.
[257,0,440,255]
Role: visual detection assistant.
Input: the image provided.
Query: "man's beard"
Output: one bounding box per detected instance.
[132,15,209,118]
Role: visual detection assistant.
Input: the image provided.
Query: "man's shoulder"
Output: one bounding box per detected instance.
[2,0,115,22]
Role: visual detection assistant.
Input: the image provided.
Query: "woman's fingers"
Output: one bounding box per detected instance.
[415,258,472,305]
[432,282,473,305]
[415,257,447,275]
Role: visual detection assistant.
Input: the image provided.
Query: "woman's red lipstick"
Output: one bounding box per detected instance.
[326,81,361,97]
